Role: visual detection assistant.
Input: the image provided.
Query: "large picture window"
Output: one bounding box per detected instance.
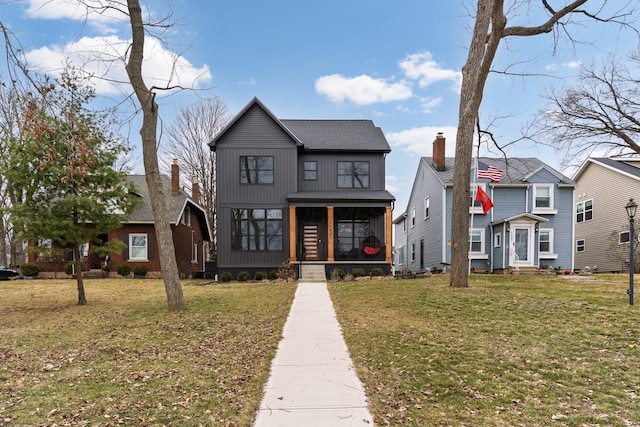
[337,219,370,252]
[231,208,283,251]
[240,156,274,184]
[129,233,148,261]
[337,161,369,188]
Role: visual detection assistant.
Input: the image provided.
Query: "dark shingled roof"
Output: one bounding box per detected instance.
[125,176,210,241]
[423,157,575,185]
[590,158,640,179]
[281,119,391,152]
[287,189,395,203]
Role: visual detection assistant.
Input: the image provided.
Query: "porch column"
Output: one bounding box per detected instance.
[385,205,393,263]
[327,205,335,262]
[289,206,297,262]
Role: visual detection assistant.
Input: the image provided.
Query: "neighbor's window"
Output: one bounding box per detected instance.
[494,232,501,248]
[533,184,556,213]
[231,208,283,251]
[240,156,274,184]
[191,231,198,263]
[424,196,430,219]
[576,199,593,223]
[469,229,484,253]
[129,233,148,261]
[411,207,416,227]
[337,161,369,188]
[539,229,553,254]
[576,239,586,252]
[411,242,416,262]
[619,231,631,244]
[304,161,317,180]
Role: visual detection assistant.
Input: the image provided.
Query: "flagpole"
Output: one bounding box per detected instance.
[469,139,480,274]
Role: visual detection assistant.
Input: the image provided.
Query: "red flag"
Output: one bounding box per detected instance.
[475,185,493,214]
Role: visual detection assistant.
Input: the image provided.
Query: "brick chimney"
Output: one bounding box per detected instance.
[191,177,200,202]
[171,159,179,194]
[432,132,445,171]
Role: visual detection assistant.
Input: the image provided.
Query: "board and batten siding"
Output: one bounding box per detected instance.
[214,103,297,269]
[297,153,386,192]
[575,162,640,272]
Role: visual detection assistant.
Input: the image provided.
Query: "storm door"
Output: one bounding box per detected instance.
[509,223,535,267]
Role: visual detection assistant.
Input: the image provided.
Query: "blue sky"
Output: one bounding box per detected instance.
[1,0,637,210]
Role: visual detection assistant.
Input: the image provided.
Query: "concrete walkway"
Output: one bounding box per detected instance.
[254,282,374,426]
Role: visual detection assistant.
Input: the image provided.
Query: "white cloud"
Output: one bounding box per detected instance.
[315,74,412,105]
[562,60,583,69]
[24,35,212,95]
[399,51,461,91]
[239,77,257,86]
[386,126,458,157]
[420,97,442,114]
[23,0,129,33]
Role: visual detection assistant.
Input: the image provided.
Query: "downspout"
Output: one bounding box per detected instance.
[442,185,447,267]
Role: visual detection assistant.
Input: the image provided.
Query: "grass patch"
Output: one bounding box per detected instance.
[330,274,640,426]
[0,278,296,426]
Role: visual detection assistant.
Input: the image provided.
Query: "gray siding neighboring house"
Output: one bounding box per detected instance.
[210,97,395,278]
[395,134,576,274]
[572,158,640,272]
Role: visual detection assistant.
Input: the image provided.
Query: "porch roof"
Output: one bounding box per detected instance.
[490,213,549,227]
[287,190,395,204]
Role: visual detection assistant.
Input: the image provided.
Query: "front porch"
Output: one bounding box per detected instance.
[288,205,393,264]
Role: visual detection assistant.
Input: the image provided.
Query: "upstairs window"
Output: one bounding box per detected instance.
[338,161,369,188]
[411,207,416,227]
[424,196,430,219]
[533,184,556,213]
[619,231,630,244]
[240,156,273,184]
[576,199,593,223]
[303,161,317,180]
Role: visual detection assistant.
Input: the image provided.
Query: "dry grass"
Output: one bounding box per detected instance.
[0,278,296,426]
[330,274,640,427]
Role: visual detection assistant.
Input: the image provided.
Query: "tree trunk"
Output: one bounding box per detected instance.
[73,244,87,305]
[450,0,505,287]
[125,0,184,311]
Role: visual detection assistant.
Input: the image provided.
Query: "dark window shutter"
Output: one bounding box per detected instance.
[147,233,154,260]
[122,234,129,260]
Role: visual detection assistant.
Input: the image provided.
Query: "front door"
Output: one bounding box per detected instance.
[302,224,319,260]
[510,223,535,267]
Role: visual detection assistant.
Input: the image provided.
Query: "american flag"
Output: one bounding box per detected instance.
[477,161,503,182]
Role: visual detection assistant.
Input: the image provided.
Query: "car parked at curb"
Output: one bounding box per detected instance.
[0,265,20,280]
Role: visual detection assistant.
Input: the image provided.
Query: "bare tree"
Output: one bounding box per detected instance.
[450,0,637,288]
[125,0,184,311]
[534,52,640,164]
[164,97,230,261]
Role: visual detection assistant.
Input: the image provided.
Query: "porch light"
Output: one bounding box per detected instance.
[625,198,637,306]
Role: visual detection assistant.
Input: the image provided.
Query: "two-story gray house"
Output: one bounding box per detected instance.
[210,97,395,278]
[394,134,576,274]
[572,157,640,272]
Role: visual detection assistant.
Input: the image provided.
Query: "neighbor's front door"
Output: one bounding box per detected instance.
[509,223,535,267]
[302,224,319,260]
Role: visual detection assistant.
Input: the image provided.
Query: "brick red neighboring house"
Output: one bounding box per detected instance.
[29,162,212,278]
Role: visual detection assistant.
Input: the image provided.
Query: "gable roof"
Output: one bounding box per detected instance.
[281,119,391,152]
[422,157,575,186]
[573,157,640,182]
[125,175,211,240]
[209,97,391,152]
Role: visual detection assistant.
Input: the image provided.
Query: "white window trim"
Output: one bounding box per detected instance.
[129,233,149,261]
[494,232,501,248]
[411,242,416,262]
[424,196,430,220]
[619,231,631,245]
[469,228,488,259]
[538,228,557,259]
[411,207,416,227]
[576,199,593,223]
[398,246,405,265]
[469,183,487,215]
[532,184,557,214]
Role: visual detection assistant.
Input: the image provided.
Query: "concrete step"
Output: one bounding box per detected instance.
[299,264,327,282]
